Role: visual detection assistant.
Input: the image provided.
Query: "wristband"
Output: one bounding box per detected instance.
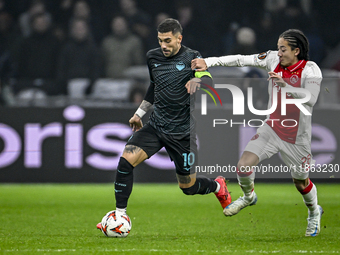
[135,108,146,118]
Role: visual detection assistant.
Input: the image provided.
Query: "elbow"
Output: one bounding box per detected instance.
[305,95,318,107]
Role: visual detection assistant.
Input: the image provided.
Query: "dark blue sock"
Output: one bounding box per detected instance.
[115,157,134,208]
[181,176,217,195]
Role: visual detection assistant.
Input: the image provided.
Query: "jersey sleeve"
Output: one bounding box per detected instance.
[204,51,279,71]
[286,61,322,107]
[194,51,214,87]
[193,50,213,86]
[144,53,155,104]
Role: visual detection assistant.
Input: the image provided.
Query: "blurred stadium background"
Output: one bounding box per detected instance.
[0,0,340,183]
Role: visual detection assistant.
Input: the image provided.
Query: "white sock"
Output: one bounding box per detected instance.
[214,181,221,193]
[237,167,255,200]
[116,207,126,215]
[300,180,318,214]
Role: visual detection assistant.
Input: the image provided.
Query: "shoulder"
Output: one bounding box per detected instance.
[267,50,279,59]
[182,45,196,53]
[303,61,322,78]
[181,45,201,58]
[146,48,163,66]
[249,50,279,69]
[255,50,278,62]
[146,47,162,58]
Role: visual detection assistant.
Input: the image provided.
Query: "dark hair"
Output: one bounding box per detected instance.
[157,18,182,35]
[279,29,309,60]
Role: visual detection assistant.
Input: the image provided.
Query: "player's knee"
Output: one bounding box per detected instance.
[237,152,259,170]
[122,145,147,167]
[180,182,198,195]
[237,161,252,173]
[117,157,134,174]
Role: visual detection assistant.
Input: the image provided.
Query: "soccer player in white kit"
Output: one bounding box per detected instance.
[191,29,323,237]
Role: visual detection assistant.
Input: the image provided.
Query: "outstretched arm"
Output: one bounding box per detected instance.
[192,51,277,71]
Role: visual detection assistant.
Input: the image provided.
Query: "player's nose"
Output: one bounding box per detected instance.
[160,42,167,49]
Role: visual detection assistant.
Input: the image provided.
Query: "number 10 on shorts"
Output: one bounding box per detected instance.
[182,152,195,167]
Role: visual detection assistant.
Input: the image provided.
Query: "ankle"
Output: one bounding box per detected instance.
[116,207,126,215]
[244,191,254,201]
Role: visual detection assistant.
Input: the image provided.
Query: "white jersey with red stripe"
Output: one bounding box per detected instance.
[204,51,322,145]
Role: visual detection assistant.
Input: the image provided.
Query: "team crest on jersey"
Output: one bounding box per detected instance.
[257,52,267,60]
[290,74,299,84]
[251,134,259,141]
[176,61,185,71]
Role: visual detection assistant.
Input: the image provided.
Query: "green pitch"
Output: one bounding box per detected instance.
[0,183,339,254]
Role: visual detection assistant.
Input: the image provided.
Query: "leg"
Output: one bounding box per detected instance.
[96,145,148,229]
[280,142,323,236]
[223,151,259,216]
[224,124,280,216]
[115,145,148,211]
[167,134,227,202]
[293,177,323,236]
[114,124,163,212]
[159,131,231,208]
[177,172,196,190]
[165,133,215,195]
[236,124,277,200]
[293,178,309,192]
[280,142,319,213]
[237,151,258,199]
[122,145,148,167]
[176,173,231,209]
[293,177,319,214]
[176,172,224,197]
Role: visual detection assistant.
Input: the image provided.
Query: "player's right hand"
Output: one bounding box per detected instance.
[191,58,208,71]
[185,78,201,94]
[129,114,143,132]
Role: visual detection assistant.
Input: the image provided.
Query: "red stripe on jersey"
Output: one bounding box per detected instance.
[269,60,307,144]
[300,179,313,195]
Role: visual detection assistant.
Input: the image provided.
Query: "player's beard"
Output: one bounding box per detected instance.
[163,45,180,58]
[162,49,171,57]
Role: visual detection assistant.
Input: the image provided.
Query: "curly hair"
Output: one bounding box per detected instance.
[279,29,309,61]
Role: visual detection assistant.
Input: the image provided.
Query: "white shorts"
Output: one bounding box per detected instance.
[244,124,314,180]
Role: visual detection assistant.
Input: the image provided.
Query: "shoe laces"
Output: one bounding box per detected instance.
[230,196,249,208]
[306,213,319,232]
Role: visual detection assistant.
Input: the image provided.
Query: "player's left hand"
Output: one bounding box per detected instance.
[185,78,201,94]
[268,71,286,87]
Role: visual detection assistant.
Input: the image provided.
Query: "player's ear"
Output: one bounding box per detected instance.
[294,48,300,57]
[177,34,183,44]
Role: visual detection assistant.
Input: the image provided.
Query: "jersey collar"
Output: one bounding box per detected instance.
[287,59,306,72]
[171,45,185,58]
